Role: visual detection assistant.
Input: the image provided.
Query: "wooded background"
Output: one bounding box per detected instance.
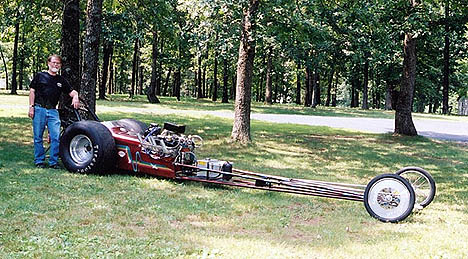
[1,0,467,132]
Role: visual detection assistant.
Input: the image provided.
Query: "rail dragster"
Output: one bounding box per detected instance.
[58,102,436,223]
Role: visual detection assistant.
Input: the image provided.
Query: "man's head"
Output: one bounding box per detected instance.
[47,54,62,75]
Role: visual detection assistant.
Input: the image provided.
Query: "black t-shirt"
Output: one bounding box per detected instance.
[30,72,73,109]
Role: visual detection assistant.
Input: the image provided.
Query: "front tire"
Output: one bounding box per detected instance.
[60,120,116,174]
[395,167,435,208]
[364,174,415,223]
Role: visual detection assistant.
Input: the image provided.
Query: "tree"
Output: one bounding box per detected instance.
[99,40,113,100]
[222,57,229,103]
[61,0,80,103]
[147,30,161,103]
[0,44,8,90]
[10,13,19,95]
[362,56,369,109]
[231,0,260,143]
[264,46,273,104]
[212,44,219,101]
[130,37,139,98]
[81,0,103,113]
[442,0,450,114]
[395,0,418,136]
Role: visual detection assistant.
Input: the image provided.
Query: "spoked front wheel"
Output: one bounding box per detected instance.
[395,167,435,208]
[364,174,415,223]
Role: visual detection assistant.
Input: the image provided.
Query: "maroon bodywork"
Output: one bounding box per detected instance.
[57,99,434,223]
[58,106,432,223]
[101,120,366,202]
[103,123,180,179]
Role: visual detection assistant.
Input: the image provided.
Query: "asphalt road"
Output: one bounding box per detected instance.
[204,111,468,143]
[7,103,467,143]
[251,113,468,143]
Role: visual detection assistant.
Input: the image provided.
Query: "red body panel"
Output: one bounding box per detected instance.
[98,120,368,203]
[104,124,177,178]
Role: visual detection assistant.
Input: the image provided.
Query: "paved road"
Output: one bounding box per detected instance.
[6,103,467,142]
[205,111,468,143]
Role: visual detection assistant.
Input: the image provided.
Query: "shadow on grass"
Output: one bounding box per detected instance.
[2,109,468,256]
[2,111,467,208]
[99,95,398,118]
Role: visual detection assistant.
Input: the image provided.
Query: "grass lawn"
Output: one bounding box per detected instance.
[1,93,467,258]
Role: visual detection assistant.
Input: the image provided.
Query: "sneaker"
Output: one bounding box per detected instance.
[35,163,46,169]
[49,164,62,170]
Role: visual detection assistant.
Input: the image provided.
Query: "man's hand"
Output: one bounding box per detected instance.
[71,95,80,109]
[28,106,34,119]
[29,88,35,119]
[69,90,80,109]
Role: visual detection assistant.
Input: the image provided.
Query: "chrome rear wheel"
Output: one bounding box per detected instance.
[70,134,94,166]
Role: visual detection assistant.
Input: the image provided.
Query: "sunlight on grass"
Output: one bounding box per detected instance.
[1,93,468,257]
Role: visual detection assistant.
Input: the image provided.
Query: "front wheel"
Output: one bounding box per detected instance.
[364,174,415,223]
[395,167,435,208]
[59,120,116,174]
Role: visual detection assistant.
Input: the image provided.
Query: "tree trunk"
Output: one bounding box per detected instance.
[147,30,160,103]
[99,41,112,100]
[10,19,19,95]
[197,54,203,98]
[80,0,103,113]
[130,38,139,98]
[61,0,80,94]
[162,67,172,96]
[222,57,229,103]
[139,66,144,95]
[362,57,369,109]
[231,72,236,99]
[108,63,114,95]
[395,29,418,135]
[273,72,278,102]
[351,75,359,108]
[0,45,9,90]
[311,68,319,108]
[375,92,381,109]
[354,89,359,108]
[231,0,259,143]
[442,0,450,114]
[385,81,393,110]
[281,71,288,103]
[326,67,334,106]
[304,65,311,107]
[173,69,181,101]
[118,60,124,94]
[264,46,273,104]
[203,55,207,97]
[331,75,337,107]
[18,24,25,90]
[257,53,266,102]
[295,62,301,105]
[156,39,164,96]
[212,49,218,102]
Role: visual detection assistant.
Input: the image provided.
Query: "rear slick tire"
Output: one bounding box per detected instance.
[364,174,415,223]
[59,120,116,174]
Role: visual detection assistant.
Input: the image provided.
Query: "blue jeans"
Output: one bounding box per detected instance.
[33,106,61,166]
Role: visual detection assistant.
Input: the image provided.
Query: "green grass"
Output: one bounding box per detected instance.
[5,90,468,122]
[1,93,468,258]
[100,93,468,121]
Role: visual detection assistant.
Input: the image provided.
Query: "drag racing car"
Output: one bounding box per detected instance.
[58,101,436,223]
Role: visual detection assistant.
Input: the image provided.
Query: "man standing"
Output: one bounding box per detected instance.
[28,54,80,169]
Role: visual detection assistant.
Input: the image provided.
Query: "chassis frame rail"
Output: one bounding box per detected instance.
[175,163,365,202]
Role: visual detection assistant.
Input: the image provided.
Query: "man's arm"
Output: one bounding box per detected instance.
[28,88,35,119]
[69,90,79,109]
